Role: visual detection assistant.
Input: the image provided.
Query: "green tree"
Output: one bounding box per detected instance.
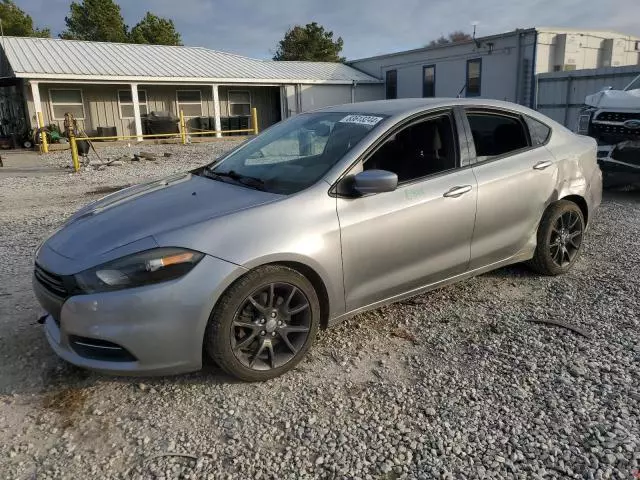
[60,0,127,42]
[129,12,182,45]
[427,31,472,47]
[0,0,50,37]
[273,22,344,62]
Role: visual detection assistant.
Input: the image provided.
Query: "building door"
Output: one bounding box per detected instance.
[0,83,28,147]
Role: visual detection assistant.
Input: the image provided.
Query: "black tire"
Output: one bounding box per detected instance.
[205,265,320,381]
[528,200,585,276]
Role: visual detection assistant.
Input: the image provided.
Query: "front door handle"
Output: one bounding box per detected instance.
[443,185,472,198]
[533,160,553,170]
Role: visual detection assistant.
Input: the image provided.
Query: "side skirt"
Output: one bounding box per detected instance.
[327,250,533,327]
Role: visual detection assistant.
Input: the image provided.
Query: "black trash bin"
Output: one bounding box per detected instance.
[97,126,117,141]
[239,116,250,135]
[199,116,211,131]
[145,111,179,137]
[221,117,231,136]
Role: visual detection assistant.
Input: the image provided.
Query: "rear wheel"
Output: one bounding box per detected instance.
[528,200,585,276]
[205,265,320,381]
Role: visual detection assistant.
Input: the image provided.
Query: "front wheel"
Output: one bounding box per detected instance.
[205,265,320,381]
[528,200,585,276]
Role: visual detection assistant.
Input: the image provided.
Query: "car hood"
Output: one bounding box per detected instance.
[586,88,640,109]
[46,172,282,260]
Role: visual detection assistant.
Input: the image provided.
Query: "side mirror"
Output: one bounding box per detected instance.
[353,170,398,195]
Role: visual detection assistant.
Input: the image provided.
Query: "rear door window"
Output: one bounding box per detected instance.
[524,116,551,145]
[466,111,530,161]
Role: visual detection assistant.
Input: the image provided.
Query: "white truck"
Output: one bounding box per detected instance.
[577,74,640,187]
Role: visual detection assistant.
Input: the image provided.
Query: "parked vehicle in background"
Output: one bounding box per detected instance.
[33,99,602,382]
[577,74,640,187]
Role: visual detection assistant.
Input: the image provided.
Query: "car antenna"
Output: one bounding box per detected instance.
[456,83,466,98]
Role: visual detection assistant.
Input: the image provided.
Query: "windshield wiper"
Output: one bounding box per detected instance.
[204,169,267,191]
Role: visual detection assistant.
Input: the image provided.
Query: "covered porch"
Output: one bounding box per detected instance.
[25,80,284,140]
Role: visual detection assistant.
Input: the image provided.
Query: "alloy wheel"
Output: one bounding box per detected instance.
[549,210,583,267]
[230,282,312,371]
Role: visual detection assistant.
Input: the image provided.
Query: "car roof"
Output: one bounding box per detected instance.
[314,98,538,117]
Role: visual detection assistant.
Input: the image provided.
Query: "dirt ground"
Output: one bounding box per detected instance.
[0,146,638,479]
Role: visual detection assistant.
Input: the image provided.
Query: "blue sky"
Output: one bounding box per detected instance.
[17,0,640,59]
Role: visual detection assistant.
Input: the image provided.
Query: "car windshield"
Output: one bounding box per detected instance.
[624,75,640,91]
[207,112,385,194]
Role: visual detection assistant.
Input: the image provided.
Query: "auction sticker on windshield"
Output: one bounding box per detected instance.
[339,115,384,126]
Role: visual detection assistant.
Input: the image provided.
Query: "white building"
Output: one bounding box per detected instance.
[0,36,383,142]
[349,28,640,108]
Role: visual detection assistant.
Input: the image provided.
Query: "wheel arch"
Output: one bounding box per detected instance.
[212,259,333,331]
[558,194,589,225]
[272,261,331,330]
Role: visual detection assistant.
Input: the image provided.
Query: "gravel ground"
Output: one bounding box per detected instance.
[0,143,638,479]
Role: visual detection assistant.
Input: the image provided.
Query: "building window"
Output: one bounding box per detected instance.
[118,90,148,119]
[49,89,85,120]
[423,65,436,98]
[466,59,482,97]
[176,90,203,117]
[386,70,397,99]
[228,90,251,116]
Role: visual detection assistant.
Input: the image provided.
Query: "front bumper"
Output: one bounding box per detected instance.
[597,142,640,176]
[33,254,244,376]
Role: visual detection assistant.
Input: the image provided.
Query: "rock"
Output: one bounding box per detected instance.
[568,363,587,377]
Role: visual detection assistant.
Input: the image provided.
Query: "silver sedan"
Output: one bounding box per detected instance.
[33,99,602,381]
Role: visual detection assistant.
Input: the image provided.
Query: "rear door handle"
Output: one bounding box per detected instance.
[533,160,553,170]
[443,185,472,198]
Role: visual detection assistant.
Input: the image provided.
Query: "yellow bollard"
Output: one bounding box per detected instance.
[251,107,259,135]
[37,111,49,154]
[179,110,187,145]
[69,131,80,173]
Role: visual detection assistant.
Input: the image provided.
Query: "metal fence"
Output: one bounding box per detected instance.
[66,108,259,172]
[536,65,640,130]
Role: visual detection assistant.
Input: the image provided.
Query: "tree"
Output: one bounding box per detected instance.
[427,31,472,47]
[129,12,182,46]
[0,0,50,37]
[273,22,344,62]
[61,0,127,42]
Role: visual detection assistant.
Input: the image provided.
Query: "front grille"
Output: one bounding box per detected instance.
[595,111,640,123]
[34,263,68,298]
[591,123,640,144]
[69,336,137,362]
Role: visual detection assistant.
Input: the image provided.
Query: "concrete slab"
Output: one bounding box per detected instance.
[0,151,65,178]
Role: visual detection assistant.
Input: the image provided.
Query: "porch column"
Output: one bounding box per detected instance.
[212,84,222,138]
[351,81,357,103]
[29,81,42,122]
[130,83,143,141]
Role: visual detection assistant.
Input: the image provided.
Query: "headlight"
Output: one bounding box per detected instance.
[74,248,204,294]
[576,107,595,135]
